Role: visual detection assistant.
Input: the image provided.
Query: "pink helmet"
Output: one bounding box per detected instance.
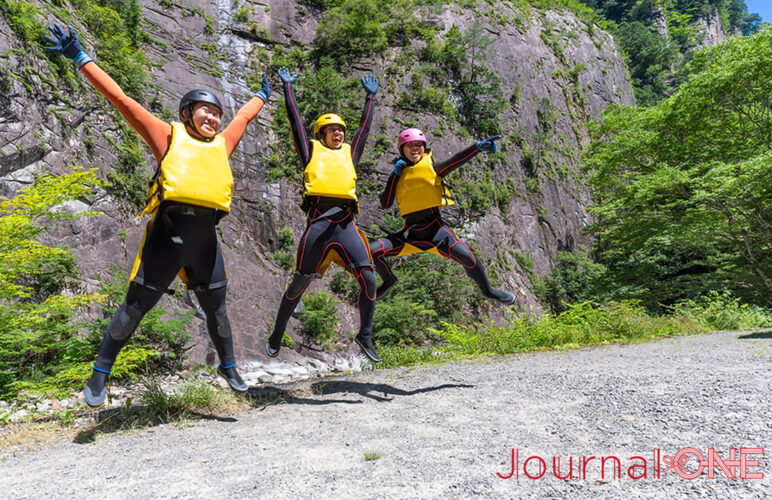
[397,128,427,150]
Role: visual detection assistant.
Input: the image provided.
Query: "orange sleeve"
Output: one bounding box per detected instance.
[80,61,171,163]
[221,97,265,157]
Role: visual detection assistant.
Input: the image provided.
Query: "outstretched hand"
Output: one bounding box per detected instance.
[476,135,502,153]
[361,75,378,95]
[256,72,271,102]
[393,159,406,176]
[277,67,298,84]
[44,23,88,64]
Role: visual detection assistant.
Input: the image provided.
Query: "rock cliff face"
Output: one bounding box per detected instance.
[0,1,634,367]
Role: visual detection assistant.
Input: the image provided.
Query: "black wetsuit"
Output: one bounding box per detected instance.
[268,81,376,346]
[370,146,514,303]
[94,203,235,373]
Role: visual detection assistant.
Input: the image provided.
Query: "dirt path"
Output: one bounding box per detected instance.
[1,331,770,499]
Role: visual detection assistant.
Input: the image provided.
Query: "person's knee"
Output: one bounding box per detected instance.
[286,271,316,299]
[449,243,477,268]
[369,239,384,257]
[211,305,232,339]
[358,268,377,296]
[107,301,143,341]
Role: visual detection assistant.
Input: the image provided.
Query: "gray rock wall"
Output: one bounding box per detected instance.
[0,1,634,366]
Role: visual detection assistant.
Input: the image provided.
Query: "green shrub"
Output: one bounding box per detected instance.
[301,291,340,346]
[0,168,104,399]
[373,296,438,345]
[330,269,359,302]
[269,226,296,270]
[315,0,390,63]
[673,291,772,331]
[371,253,485,348]
[379,301,706,368]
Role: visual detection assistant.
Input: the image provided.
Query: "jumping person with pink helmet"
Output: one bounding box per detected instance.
[370,129,517,305]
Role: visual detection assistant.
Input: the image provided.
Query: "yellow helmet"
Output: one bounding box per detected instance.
[313,113,347,139]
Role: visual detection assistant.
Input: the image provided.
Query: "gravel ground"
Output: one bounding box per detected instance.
[1,330,770,499]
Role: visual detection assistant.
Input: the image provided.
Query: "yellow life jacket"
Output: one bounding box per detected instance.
[303,139,358,209]
[142,122,232,216]
[395,151,454,216]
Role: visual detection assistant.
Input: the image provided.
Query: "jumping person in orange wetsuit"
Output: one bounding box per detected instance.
[265,67,381,363]
[370,128,517,306]
[45,23,270,406]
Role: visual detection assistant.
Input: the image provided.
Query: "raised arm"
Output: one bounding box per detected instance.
[434,135,502,177]
[349,75,378,166]
[46,23,170,163]
[380,158,405,209]
[220,73,270,157]
[277,67,310,166]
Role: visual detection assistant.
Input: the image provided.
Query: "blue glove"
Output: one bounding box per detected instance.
[44,23,92,68]
[361,75,378,95]
[393,159,406,176]
[255,72,271,102]
[475,135,502,153]
[277,67,297,84]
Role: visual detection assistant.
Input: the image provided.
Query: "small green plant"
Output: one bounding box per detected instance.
[672,291,772,331]
[363,450,382,461]
[330,269,359,302]
[269,226,296,270]
[234,8,249,23]
[301,291,340,346]
[139,378,224,422]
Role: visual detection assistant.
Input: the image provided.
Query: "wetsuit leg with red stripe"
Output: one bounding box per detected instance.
[369,232,404,297]
[406,215,514,303]
[268,209,376,350]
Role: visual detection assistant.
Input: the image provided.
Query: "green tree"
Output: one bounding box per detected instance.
[584,26,772,308]
[314,0,390,63]
[0,169,104,398]
[583,0,759,105]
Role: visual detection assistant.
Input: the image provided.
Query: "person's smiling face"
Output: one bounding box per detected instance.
[321,124,345,149]
[190,102,222,138]
[402,140,425,162]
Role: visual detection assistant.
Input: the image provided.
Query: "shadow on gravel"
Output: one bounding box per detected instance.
[245,381,474,408]
[245,385,361,408]
[738,331,772,339]
[310,381,475,402]
[72,406,238,444]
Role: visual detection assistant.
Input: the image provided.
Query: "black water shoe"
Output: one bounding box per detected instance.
[493,290,517,306]
[266,333,283,358]
[83,369,108,407]
[355,333,382,363]
[217,365,248,393]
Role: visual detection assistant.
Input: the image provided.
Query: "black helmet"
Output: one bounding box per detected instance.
[178,89,223,120]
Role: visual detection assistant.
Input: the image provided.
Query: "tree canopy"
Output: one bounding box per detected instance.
[583,26,772,309]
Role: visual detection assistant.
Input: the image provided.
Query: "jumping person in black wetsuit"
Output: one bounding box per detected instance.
[370,128,517,305]
[265,67,381,363]
[45,23,270,406]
